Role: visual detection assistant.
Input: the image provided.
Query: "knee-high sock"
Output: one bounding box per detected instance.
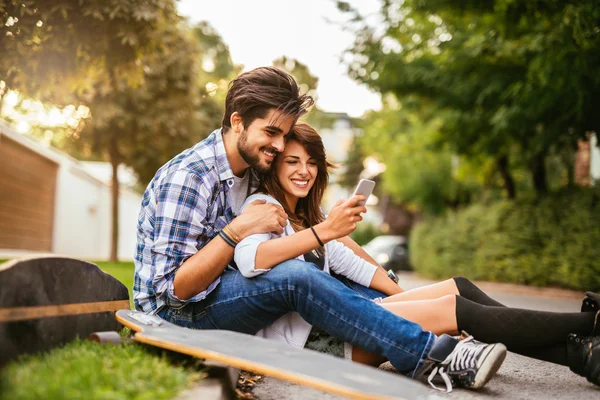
[455,295,595,354]
[453,276,505,307]
[512,344,568,366]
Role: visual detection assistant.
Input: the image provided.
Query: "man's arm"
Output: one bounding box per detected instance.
[336,235,404,295]
[172,235,236,300]
[172,199,288,300]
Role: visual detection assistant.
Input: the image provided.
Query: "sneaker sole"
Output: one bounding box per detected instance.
[471,343,507,389]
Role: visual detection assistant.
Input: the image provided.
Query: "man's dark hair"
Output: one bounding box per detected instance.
[221,67,314,132]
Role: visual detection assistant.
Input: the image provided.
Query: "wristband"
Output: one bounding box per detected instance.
[219,230,237,248]
[309,226,324,247]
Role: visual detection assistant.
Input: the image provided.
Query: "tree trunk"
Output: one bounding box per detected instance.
[531,152,548,195]
[109,136,120,262]
[496,154,516,199]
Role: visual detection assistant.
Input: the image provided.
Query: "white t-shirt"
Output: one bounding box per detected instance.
[229,169,251,216]
[233,193,378,349]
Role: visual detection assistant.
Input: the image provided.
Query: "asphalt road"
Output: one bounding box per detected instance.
[251,273,600,399]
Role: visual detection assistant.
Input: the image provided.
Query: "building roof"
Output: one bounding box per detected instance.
[0,120,137,190]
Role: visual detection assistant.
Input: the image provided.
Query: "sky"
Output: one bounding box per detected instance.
[177,0,382,118]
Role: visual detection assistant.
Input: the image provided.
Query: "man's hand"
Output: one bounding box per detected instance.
[318,195,367,242]
[230,199,288,237]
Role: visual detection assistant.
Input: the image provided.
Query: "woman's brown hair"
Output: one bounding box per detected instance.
[260,123,336,232]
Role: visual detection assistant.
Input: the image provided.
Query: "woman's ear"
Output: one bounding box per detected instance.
[230,112,244,134]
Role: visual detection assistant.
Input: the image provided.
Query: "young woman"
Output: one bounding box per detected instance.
[233,122,600,387]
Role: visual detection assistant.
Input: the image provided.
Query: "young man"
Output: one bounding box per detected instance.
[134,67,506,392]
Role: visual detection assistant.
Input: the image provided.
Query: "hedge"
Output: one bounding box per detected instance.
[410,187,600,291]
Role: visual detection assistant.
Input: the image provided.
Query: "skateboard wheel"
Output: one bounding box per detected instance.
[88,331,123,345]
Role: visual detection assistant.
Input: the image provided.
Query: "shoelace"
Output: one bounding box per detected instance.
[427,336,483,393]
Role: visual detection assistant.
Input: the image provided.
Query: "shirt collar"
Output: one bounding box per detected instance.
[214,128,234,182]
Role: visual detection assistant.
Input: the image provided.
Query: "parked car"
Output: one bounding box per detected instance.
[362,235,411,271]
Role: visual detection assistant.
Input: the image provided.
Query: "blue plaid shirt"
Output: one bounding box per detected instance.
[134,129,258,314]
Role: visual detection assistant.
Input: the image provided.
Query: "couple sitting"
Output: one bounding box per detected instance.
[134,67,600,392]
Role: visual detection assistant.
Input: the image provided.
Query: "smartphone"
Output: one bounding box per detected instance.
[352,179,376,206]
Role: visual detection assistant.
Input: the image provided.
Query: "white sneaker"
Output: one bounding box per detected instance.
[428,335,506,392]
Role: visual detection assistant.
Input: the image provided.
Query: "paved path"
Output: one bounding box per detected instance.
[252,273,599,399]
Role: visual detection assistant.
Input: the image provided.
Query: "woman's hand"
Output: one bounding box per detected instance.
[316,195,367,242]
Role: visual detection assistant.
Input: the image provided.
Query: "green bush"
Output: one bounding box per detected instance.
[410,187,600,291]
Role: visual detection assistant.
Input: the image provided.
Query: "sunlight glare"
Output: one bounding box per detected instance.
[5,91,19,107]
[16,120,30,133]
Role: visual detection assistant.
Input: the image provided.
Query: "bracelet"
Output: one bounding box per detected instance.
[219,230,237,248]
[309,226,324,247]
[223,224,241,243]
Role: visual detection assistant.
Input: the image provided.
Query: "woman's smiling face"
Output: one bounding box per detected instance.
[275,140,318,208]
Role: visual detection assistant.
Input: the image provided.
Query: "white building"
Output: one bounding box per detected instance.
[0,120,142,261]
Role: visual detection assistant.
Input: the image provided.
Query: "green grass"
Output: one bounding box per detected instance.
[93,260,135,307]
[0,340,204,400]
[0,259,203,399]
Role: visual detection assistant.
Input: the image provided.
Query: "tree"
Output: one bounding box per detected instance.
[359,98,486,215]
[338,0,600,197]
[192,21,239,126]
[2,0,185,260]
[68,21,234,261]
[0,1,235,261]
[1,0,180,102]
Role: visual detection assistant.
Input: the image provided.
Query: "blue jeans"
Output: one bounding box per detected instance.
[158,259,434,376]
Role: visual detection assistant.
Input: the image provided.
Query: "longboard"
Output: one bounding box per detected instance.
[0,257,129,367]
[116,309,434,400]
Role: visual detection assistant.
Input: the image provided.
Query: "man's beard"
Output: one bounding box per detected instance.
[237,129,275,175]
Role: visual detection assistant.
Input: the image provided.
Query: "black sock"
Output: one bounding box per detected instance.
[512,344,568,366]
[453,276,505,307]
[455,295,596,362]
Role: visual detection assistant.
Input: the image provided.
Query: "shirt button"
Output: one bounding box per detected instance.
[228,180,233,187]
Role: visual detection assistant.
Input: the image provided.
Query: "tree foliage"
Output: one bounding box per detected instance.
[76,21,235,186]
[361,98,489,214]
[0,0,180,101]
[1,0,236,260]
[339,0,600,200]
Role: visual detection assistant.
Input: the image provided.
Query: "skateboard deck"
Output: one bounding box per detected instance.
[116,309,433,400]
[0,257,129,367]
